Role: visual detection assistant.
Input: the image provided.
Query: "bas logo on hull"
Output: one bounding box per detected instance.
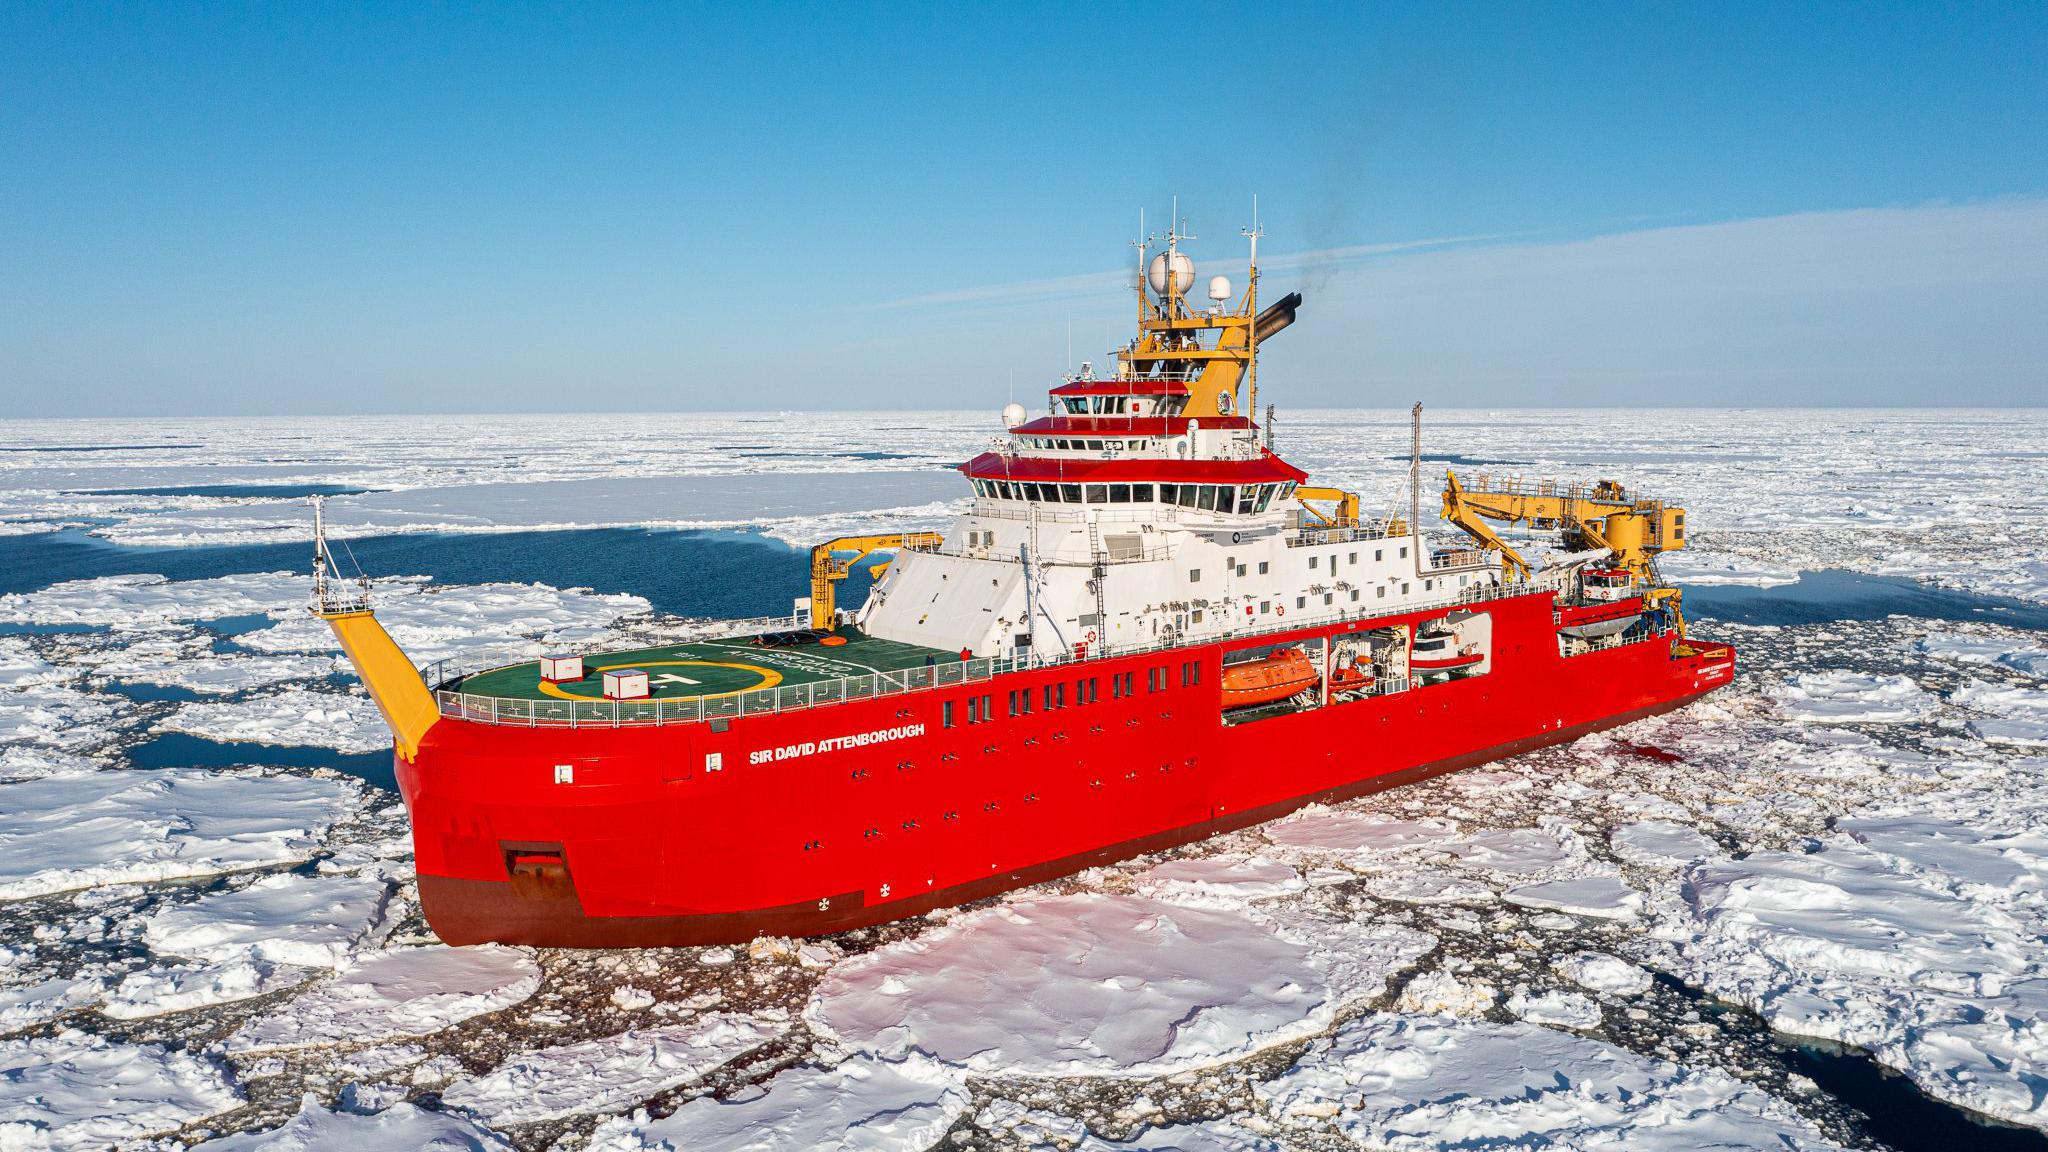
[749,723,928,765]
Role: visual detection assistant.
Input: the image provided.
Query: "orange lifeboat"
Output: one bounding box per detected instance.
[1220,648,1319,709]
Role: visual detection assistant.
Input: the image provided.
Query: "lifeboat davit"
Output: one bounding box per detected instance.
[1221,648,1319,708]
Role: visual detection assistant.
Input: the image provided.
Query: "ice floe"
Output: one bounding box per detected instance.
[0,572,305,632]
[0,768,360,900]
[235,578,649,667]
[103,958,314,1019]
[1554,951,1655,996]
[1663,807,2048,1127]
[191,1093,513,1151]
[1256,1014,1843,1149]
[155,687,392,753]
[585,1053,968,1151]
[808,892,1431,1077]
[227,945,541,1053]
[144,872,398,968]
[0,638,66,689]
[1950,678,2048,746]
[0,1028,242,1150]
[0,682,124,751]
[1611,819,1719,867]
[441,1014,784,1125]
[0,973,106,1031]
[1504,875,1643,920]
[1767,670,1938,723]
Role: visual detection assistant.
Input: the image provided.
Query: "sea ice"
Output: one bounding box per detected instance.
[0,572,304,632]
[1611,820,1718,867]
[0,768,360,900]
[0,682,124,751]
[0,638,65,689]
[1657,552,1800,587]
[1257,1014,1843,1150]
[1950,678,2048,746]
[0,1028,242,1150]
[585,1054,967,1152]
[1445,826,1575,875]
[807,892,1430,1077]
[1365,873,1497,906]
[0,973,105,1031]
[441,1014,785,1125]
[1132,855,1305,906]
[190,1093,513,1151]
[1767,670,1937,723]
[1392,969,1497,1017]
[1667,813,2048,1127]
[1506,988,1604,1029]
[1504,875,1643,920]
[227,945,542,1053]
[1261,810,1461,857]
[1554,951,1655,996]
[235,578,650,667]
[95,649,345,694]
[102,958,314,1019]
[144,872,398,968]
[155,687,392,753]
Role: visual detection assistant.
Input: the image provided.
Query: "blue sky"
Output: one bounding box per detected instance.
[3,2,2044,415]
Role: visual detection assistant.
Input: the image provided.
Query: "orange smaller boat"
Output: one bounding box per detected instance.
[1221,648,1319,709]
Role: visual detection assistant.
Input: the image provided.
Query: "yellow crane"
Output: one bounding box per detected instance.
[809,533,944,632]
[1292,485,1360,527]
[1440,471,1690,629]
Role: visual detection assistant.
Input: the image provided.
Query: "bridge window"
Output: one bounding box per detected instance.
[1086,484,1108,503]
[1062,484,1081,502]
[1178,486,1199,509]
[1109,484,1131,503]
[1197,486,1218,512]
[1133,483,1153,501]
[1160,484,1178,503]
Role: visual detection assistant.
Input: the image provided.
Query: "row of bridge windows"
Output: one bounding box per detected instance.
[970,479,1297,514]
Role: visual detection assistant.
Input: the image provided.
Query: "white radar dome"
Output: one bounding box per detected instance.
[1001,402,1028,429]
[1207,275,1232,302]
[1147,251,1196,297]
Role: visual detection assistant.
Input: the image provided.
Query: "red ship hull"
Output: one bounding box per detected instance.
[397,591,1734,948]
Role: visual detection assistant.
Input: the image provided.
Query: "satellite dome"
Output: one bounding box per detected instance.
[1147,251,1195,297]
[1208,275,1232,302]
[1001,402,1028,429]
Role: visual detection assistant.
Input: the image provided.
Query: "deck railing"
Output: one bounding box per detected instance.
[430,577,1545,729]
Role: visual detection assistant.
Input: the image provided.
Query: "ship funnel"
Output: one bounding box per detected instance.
[309,498,438,761]
[1254,292,1303,343]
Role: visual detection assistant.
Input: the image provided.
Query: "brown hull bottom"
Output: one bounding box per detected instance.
[415,689,1710,949]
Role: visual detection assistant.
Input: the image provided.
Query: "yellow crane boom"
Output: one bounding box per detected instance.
[1440,472,1688,584]
[809,533,943,631]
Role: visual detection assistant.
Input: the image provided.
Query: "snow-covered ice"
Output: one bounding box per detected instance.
[0,768,360,900]
[1257,1014,1844,1150]
[144,872,398,968]
[0,1028,241,1150]
[585,1054,967,1151]
[1554,951,1655,996]
[808,892,1431,1077]
[441,1014,784,1125]
[102,958,314,1019]
[1768,670,1938,723]
[1662,805,2048,1126]
[1611,819,1719,867]
[1504,875,1643,920]
[155,687,392,753]
[228,945,542,1053]
[191,1094,513,1151]
[1506,987,1604,1029]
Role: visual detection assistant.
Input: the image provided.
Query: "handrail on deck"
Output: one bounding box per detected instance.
[430,576,1561,730]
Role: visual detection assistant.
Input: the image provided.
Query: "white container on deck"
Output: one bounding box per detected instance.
[540,654,583,682]
[602,669,649,699]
